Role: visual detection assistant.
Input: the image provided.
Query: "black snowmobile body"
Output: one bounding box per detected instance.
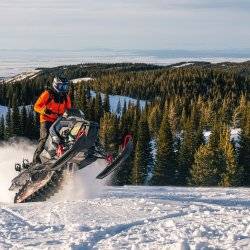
[9,109,133,203]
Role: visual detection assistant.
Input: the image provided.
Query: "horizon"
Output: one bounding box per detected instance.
[1,48,250,52]
[1,48,250,58]
[1,47,250,78]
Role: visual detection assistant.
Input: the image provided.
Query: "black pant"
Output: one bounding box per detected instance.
[33,121,53,164]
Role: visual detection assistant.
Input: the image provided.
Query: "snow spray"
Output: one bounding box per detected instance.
[0,138,35,203]
[51,159,106,201]
[0,139,106,203]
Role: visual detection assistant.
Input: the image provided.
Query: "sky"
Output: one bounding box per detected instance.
[0,0,250,51]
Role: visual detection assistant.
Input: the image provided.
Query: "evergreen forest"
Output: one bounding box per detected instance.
[0,61,249,186]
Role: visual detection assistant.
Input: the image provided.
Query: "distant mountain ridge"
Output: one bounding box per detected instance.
[1,48,250,78]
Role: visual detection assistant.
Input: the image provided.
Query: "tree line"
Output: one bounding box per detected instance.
[98,94,249,187]
[0,62,249,186]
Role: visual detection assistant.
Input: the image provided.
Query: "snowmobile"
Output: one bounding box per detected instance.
[9,109,133,203]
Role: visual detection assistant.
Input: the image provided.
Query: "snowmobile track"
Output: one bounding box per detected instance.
[14,170,66,203]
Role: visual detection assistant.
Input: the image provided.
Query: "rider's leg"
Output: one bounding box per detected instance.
[33,122,53,164]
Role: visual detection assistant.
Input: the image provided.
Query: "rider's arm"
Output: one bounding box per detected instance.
[34,91,50,115]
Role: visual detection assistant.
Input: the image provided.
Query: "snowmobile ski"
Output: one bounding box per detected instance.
[96,135,133,179]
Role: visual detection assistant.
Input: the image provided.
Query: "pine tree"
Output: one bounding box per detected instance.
[86,97,95,121]
[168,101,179,133]
[103,93,110,113]
[119,101,129,135]
[180,107,187,129]
[190,103,202,131]
[190,143,227,186]
[116,99,122,115]
[11,96,21,136]
[148,104,161,137]
[75,84,87,112]
[26,109,36,139]
[189,123,232,186]
[86,86,91,99]
[132,114,152,185]
[122,100,127,116]
[99,112,119,153]
[131,107,140,143]
[219,99,233,125]
[238,105,250,186]
[151,112,176,185]
[20,106,27,137]
[208,123,221,149]
[69,83,75,106]
[232,95,247,128]
[219,126,242,186]
[0,115,5,140]
[81,88,88,112]
[200,101,214,129]
[94,93,103,123]
[5,107,12,140]
[177,119,204,185]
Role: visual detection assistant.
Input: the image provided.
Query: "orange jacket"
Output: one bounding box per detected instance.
[34,90,71,123]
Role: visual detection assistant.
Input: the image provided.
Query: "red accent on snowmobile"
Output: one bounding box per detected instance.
[122,134,133,150]
[104,134,132,166]
[76,129,86,139]
[96,135,133,179]
[56,145,64,157]
[106,154,113,165]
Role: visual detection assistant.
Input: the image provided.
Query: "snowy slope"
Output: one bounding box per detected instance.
[0,186,250,249]
[172,62,194,68]
[0,141,250,249]
[4,70,40,84]
[71,77,94,83]
[0,106,8,117]
[90,90,146,114]
[0,105,32,118]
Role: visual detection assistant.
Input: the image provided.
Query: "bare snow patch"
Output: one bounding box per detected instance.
[0,105,8,117]
[204,128,241,142]
[173,62,194,68]
[71,77,94,83]
[90,90,147,114]
[5,70,40,83]
[0,105,32,118]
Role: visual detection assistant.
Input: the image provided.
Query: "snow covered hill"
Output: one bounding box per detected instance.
[1,186,250,249]
[90,90,147,114]
[4,70,40,84]
[71,77,94,83]
[0,141,249,249]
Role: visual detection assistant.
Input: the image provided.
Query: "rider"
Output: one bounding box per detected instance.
[32,76,71,164]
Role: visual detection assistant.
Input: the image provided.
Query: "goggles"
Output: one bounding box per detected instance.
[57,82,69,92]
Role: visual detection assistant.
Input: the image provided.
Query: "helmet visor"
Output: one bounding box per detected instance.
[57,82,69,92]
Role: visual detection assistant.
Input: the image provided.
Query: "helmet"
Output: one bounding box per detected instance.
[52,76,69,93]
